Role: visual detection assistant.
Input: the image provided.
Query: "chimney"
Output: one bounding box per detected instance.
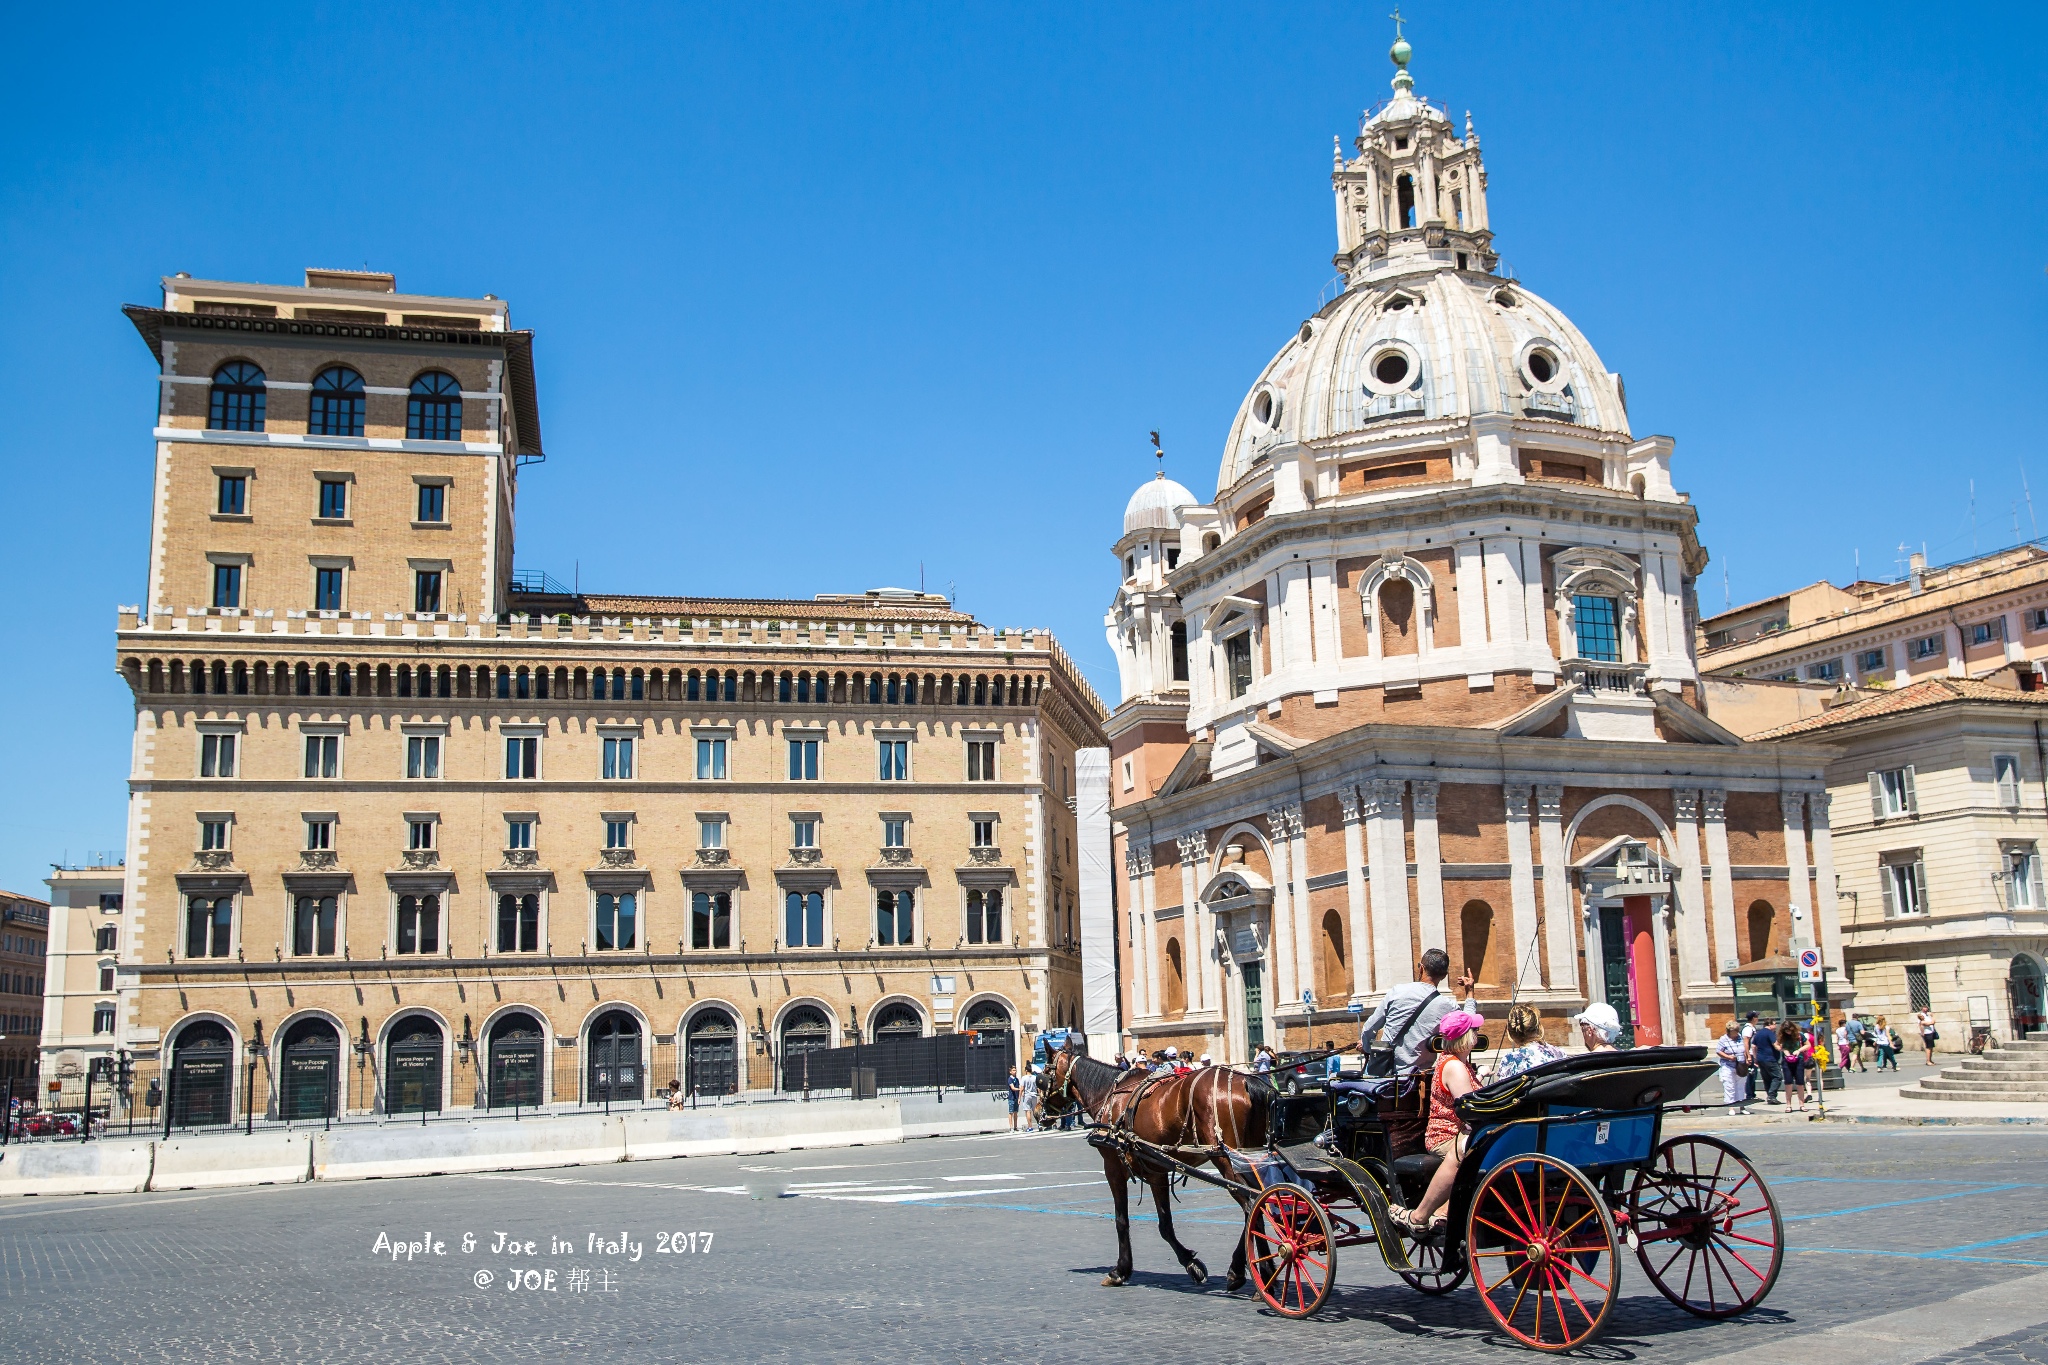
[1909,552,1926,594]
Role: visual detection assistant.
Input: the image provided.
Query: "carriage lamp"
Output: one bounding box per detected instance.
[458,1017,474,1061]
[248,1019,264,1055]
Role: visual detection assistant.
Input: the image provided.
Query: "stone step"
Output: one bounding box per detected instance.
[2029,1031,2048,1043]
[1913,1077,2048,1096]
[1953,1059,2048,1075]
[1994,1038,2048,1051]
[1899,1084,2048,1102]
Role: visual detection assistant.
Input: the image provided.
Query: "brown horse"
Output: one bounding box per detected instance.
[1041,1048,1274,1291]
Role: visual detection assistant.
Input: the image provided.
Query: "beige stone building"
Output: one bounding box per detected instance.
[1747,680,2048,1046]
[1,891,49,1090]
[114,268,1103,1123]
[39,866,126,1098]
[1101,40,1845,1061]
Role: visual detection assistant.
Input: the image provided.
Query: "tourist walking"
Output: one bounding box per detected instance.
[1020,1065,1040,1127]
[1714,1021,1751,1115]
[1748,1016,1784,1104]
[1873,1016,1900,1071]
[1778,1020,1811,1112]
[1915,1006,1939,1064]
[1844,1015,1868,1072]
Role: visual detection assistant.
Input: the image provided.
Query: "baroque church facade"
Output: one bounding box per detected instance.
[1104,38,1845,1060]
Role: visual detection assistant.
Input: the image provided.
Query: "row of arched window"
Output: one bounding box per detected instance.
[126,656,1046,707]
[206,362,462,441]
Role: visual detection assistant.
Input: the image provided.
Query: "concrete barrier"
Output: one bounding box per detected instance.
[151,1132,311,1190]
[899,1090,1011,1140]
[313,1113,626,1182]
[624,1097,903,1161]
[0,1139,155,1196]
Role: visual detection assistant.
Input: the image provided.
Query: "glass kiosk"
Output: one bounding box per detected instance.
[1727,956,1845,1090]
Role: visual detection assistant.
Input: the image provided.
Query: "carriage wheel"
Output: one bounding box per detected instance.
[1244,1183,1336,1318]
[1627,1135,1783,1318]
[1467,1154,1619,1352]
[1396,1234,1467,1296]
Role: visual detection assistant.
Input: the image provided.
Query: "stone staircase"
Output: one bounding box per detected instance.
[1902,1031,2048,1102]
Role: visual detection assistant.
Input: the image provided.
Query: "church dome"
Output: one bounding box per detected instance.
[1123,472,1199,536]
[1217,273,1628,493]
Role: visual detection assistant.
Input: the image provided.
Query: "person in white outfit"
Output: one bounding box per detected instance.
[1714,1021,1750,1115]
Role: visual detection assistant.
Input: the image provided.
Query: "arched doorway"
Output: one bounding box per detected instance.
[872,1001,923,1044]
[170,1021,234,1127]
[2011,955,2046,1038]
[778,1006,832,1091]
[487,1013,545,1109]
[964,999,1014,1088]
[586,1010,643,1103]
[279,1017,340,1121]
[686,1010,738,1097]
[385,1016,444,1115]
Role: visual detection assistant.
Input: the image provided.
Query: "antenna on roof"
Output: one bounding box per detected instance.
[2024,462,2040,541]
[1150,430,1165,479]
[1722,563,1730,611]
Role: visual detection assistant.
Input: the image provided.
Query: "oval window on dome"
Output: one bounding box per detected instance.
[1527,349,1558,384]
[1251,391,1273,425]
[1373,352,1410,387]
[1492,288,1519,308]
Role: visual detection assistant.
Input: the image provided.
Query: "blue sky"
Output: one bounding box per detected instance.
[1,2,2043,896]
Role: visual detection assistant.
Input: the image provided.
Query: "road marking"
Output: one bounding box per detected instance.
[940,1174,1026,1182]
[807,1180,1103,1204]
[1780,1182,2026,1222]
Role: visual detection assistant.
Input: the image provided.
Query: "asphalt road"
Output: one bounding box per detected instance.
[2,1123,2046,1362]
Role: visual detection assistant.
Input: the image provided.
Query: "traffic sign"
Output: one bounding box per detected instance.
[1797,947,1823,983]
[1347,1001,1364,1015]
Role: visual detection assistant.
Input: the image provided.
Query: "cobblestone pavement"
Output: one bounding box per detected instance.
[3,1124,2047,1361]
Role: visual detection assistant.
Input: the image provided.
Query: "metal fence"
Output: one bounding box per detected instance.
[778,1032,1013,1096]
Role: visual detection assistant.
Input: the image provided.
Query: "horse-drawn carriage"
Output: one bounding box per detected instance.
[1060,1045,1783,1353]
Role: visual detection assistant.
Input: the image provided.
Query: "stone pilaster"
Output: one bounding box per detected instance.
[1337,785,1373,997]
[1365,780,1412,988]
[1702,789,1736,979]
[1782,789,1813,965]
[1504,783,1541,992]
[1412,781,1446,959]
[1176,830,1210,1015]
[1809,792,1844,973]
[1535,783,1573,991]
[1265,805,1299,1011]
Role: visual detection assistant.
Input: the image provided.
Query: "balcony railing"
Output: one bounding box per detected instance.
[1564,660,1650,696]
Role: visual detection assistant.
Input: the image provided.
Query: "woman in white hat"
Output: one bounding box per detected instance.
[1574,1002,1623,1052]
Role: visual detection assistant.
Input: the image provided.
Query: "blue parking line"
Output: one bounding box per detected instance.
[1780,1183,2026,1222]
[1792,1246,2048,1268]
[1934,1228,2048,1254]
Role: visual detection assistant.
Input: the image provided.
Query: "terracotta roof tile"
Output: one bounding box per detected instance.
[1747,677,2048,739]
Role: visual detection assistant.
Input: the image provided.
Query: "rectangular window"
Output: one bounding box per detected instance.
[99,893,123,912]
[305,818,332,851]
[416,483,446,523]
[2031,609,2048,634]
[200,733,237,778]
[878,739,908,781]
[1857,647,1887,674]
[966,740,997,782]
[1223,632,1254,697]
[882,818,907,849]
[972,818,995,848]
[874,889,915,946]
[211,563,241,609]
[407,735,441,779]
[414,570,443,614]
[595,892,637,951]
[784,891,825,948]
[1905,963,1931,1012]
[1972,618,2007,646]
[696,738,727,780]
[1910,633,1945,660]
[1572,594,1622,663]
[966,888,1004,944]
[507,819,534,851]
[317,480,348,519]
[1879,856,1928,917]
[184,896,233,958]
[791,818,817,849]
[198,820,229,851]
[496,893,540,953]
[605,819,632,850]
[1806,660,1841,682]
[698,818,725,850]
[602,736,635,780]
[1170,621,1189,682]
[292,895,338,956]
[313,566,345,611]
[92,1005,116,1035]
[691,891,731,949]
[95,926,118,950]
[99,965,115,991]
[787,738,819,781]
[2006,844,2044,911]
[396,894,440,954]
[1870,765,1917,818]
[303,734,339,778]
[1996,754,2023,808]
[407,819,435,851]
[505,735,538,779]
[217,475,246,515]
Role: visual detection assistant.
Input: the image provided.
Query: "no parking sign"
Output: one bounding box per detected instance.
[1797,947,1824,983]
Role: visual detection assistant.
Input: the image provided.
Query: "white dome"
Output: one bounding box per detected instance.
[1218,270,1629,494]
[1123,473,1199,536]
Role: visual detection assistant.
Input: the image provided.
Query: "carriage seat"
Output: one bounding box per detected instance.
[1391,1151,1442,1183]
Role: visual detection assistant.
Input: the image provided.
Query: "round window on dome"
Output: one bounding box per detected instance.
[1527,350,1556,384]
[1373,352,1410,387]
[1492,288,1519,309]
[1252,391,1273,426]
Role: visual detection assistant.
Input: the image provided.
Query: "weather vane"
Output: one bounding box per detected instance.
[1149,430,1165,478]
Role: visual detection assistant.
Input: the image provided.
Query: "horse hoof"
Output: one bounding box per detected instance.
[1101,1274,1128,1287]
[1225,1270,1246,1293]
[1186,1259,1208,1285]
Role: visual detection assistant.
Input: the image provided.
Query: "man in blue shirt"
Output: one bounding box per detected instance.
[1746,1012,1783,1104]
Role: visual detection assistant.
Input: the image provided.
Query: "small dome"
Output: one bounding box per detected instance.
[1123,473,1199,536]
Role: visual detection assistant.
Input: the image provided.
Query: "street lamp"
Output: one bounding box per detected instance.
[245,1019,265,1135]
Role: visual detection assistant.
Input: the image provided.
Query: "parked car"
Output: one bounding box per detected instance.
[19,1111,78,1137]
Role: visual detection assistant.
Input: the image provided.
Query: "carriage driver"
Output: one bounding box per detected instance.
[1358,948,1477,1159]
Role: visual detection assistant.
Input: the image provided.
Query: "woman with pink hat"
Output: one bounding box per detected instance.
[1390,1008,1486,1238]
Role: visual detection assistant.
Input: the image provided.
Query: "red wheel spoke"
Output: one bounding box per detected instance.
[1514,1169,1544,1243]
[1557,1263,1601,1333]
[1474,1213,1532,1242]
[1721,1231,1778,1251]
[1713,1241,1768,1283]
[1559,1257,1610,1292]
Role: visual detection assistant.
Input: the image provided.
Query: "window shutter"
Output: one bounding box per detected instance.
[1999,758,2021,808]
[1878,864,1896,918]
[1911,859,1928,914]
[1868,772,1884,820]
[1902,765,1919,815]
[2031,854,2045,913]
